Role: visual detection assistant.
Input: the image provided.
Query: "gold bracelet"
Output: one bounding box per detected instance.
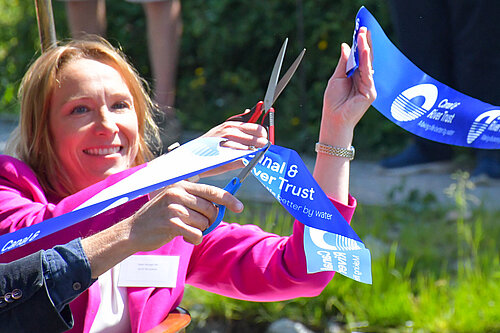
[315,142,355,160]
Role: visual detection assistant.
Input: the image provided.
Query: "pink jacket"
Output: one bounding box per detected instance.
[0,154,356,332]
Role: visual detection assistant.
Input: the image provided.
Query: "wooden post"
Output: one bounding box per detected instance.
[34,0,57,52]
[296,0,307,151]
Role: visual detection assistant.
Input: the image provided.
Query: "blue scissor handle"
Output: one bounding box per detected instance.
[202,177,242,235]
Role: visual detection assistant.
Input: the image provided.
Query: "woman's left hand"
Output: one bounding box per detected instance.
[320,26,376,146]
[313,27,377,203]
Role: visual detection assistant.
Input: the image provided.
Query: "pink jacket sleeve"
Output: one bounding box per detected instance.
[186,195,356,301]
[0,155,145,234]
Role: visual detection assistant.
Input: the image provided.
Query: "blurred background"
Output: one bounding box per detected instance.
[0,0,398,157]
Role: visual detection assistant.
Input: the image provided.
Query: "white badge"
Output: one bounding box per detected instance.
[118,255,179,288]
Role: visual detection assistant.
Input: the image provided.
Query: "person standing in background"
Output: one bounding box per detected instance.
[380,0,500,183]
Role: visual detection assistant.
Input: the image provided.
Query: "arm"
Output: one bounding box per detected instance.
[0,239,91,332]
[313,27,376,204]
[187,30,374,300]
[0,177,245,331]
[82,180,245,278]
[187,195,356,301]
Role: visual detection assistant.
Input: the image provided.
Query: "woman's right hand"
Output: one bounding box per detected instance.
[128,181,244,250]
[197,121,269,178]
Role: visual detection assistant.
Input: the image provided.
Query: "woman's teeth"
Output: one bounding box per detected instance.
[84,147,121,155]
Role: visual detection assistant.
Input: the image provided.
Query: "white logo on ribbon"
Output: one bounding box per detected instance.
[309,228,361,251]
[188,140,221,157]
[467,109,500,144]
[391,84,439,122]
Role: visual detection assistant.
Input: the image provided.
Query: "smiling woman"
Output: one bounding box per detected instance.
[0,31,375,332]
[9,38,159,197]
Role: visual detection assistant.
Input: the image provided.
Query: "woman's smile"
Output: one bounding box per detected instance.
[83,145,123,156]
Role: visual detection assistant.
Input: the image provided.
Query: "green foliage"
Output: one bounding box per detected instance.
[0,0,39,114]
[175,0,393,152]
[0,0,393,153]
[182,179,500,332]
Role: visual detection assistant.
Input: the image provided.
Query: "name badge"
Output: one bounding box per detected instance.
[118,255,179,288]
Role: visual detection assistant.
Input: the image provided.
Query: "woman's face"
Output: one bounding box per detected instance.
[49,58,139,192]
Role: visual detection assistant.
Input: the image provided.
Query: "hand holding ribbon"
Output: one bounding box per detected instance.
[322,27,376,140]
[198,121,269,178]
[316,27,376,204]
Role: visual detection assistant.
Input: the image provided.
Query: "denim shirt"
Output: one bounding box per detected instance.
[43,238,96,312]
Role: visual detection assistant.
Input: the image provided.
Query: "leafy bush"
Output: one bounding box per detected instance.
[0,0,41,114]
[173,0,394,152]
[0,0,395,153]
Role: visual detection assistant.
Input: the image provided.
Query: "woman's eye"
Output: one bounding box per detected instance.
[112,101,130,110]
[71,106,89,115]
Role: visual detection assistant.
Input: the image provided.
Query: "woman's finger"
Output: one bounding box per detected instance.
[204,121,268,148]
[166,216,204,245]
[177,181,244,214]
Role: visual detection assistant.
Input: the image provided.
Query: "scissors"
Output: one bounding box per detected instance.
[226,39,306,144]
[202,142,271,235]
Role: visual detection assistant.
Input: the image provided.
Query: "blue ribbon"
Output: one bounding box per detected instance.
[348,6,500,149]
[1,140,373,283]
[248,145,372,284]
[0,138,263,255]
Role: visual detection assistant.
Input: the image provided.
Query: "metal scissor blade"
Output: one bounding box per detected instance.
[263,38,288,113]
[236,142,271,183]
[273,48,306,104]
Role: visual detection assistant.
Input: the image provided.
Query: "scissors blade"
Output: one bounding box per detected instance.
[273,48,306,104]
[236,142,271,183]
[263,38,288,113]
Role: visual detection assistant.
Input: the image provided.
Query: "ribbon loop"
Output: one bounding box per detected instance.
[349,6,500,149]
[248,145,372,284]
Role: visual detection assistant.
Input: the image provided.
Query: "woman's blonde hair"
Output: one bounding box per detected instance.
[8,37,161,197]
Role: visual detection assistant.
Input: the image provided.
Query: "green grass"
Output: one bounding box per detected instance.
[181,172,500,332]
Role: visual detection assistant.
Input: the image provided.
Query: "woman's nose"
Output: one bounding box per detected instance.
[94,107,119,135]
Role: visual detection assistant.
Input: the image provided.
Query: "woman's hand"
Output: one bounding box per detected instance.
[199,121,268,177]
[313,27,376,204]
[128,181,244,249]
[320,27,376,147]
[202,121,268,149]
